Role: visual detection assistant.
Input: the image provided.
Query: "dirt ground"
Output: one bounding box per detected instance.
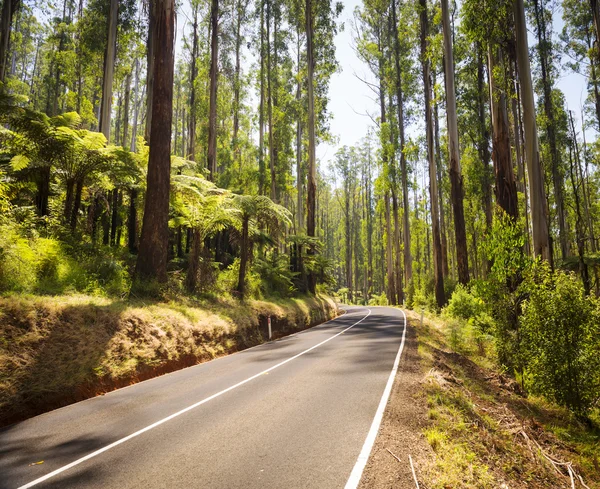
[358,315,431,489]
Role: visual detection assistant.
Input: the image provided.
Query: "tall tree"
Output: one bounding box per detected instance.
[420,0,444,307]
[532,0,567,261]
[207,0,219,180]
[305,0,316,293]
[390,0,411,284]
[514,0,550,260]
[135,0,175,283]
[441,0,469,284]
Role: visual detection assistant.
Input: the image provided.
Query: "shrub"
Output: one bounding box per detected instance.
[444,284,484,321]
[520,264,600,417]
[0,223,37,292]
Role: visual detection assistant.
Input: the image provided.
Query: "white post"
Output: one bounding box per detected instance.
[268,316,272,340]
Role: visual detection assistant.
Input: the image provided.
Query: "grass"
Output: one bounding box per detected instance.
[0,292,337,426]
[407,309,600,489]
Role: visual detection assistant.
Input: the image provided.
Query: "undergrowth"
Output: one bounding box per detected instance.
[409,309,600,489]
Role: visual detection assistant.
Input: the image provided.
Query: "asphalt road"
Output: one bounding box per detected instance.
[0,306,406,489]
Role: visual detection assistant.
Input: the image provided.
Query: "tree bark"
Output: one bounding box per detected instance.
[420,0,444,308]
[488,46,518,220]
[0,0,19,82]
[258,0,266,195]
[433,88,450,278]
[186,228,201,292]
[188,4,198,161]
[207,0,219,180]
[135,0,175,283]
[99,0,118,142]
[514,0,550,260]
[441,0,469,284]
[391,0,412,284]
[476,46,493,238]
[128,188,138,253]
[306,0,317,294]
[296,29,304,233]
[236,217,249,298]
[533,0,567,260]
[122,71,131,149]
[232,0,242,168]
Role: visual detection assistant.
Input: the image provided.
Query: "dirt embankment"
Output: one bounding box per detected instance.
[0,294,337,427]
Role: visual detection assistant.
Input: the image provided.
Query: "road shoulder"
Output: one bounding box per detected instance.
[358,310,431,488]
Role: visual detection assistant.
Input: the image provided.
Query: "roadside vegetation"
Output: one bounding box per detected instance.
[0,293,336,426]
[409,240,600,487]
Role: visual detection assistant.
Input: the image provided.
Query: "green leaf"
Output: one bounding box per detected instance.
[10,154,30,171]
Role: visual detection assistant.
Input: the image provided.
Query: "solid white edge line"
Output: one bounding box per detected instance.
[16,308,372,489]
[344,308,407,489]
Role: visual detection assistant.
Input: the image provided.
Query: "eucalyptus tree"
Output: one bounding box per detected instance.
[440,0,468,285]
[514,0,550,260]
[135,0,176,284]
[530,0,567,261]
[419,0,444,307]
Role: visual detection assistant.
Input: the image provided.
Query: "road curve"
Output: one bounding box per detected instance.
[0,306,407,489]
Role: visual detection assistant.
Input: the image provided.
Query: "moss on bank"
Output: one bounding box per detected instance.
[0,294,337,426]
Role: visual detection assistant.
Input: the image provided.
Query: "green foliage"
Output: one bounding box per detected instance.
[253,254,297,298]
[520,264,600,417]
[444,284,485,321]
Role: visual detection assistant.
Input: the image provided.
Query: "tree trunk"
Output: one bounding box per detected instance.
[236,217,249,298]
[488,47,519,220]
[128,188,138,253]
[64,178,75,223]
[441,0,469,284]
[306,0,317,294]
[110,188,118,245]
[186,228,201,292]
[188,4,198,161]
[420,0,444,308]
[122,71,131,149]
[514,0,550,260]
[568,140,590,295]
[232,0,242,168]
[0,0,18,82]
[385,192,397,305]
[476,45,493,239]
[99,0,118,142]
[70,179,83,232]
[345,188,353,302]
[391,0,411,284]
[296,28,304,233]
[135,0,175,283]
[258,0,266,195]
[207,0,219,180]
[433,83,450,278]
[533,0,567,260]
[36,166,50,216]
[130,58,140,152]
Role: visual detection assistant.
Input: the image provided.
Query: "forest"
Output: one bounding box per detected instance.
[0,0,599,422]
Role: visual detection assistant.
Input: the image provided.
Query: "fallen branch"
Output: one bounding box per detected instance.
[385,449,420,489]
[409,454,420,489]
[386,448,402,464]
[518,430,590,488]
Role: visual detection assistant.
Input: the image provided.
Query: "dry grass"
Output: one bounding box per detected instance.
[407,309,600,489]
[0,293,337,426]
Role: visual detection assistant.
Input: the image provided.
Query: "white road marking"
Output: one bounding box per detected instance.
[344,308,408,489]
[16,308,372,489]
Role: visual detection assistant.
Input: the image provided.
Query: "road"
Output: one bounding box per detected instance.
[0,306,407,489]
